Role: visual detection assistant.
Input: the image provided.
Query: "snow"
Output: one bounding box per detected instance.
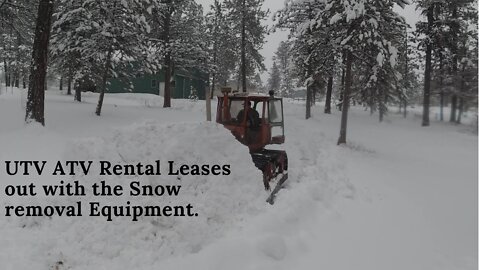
[330,13,342,25]
[0,87,477,270]
[376,51,384,66]
[389,44,398,67]
[368,18,378,29]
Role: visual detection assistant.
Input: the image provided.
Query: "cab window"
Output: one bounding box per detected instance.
[269,99,283,123]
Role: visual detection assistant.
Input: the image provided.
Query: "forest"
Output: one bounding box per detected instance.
[2,0,478,143]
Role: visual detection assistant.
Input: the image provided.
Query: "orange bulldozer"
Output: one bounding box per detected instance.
[216,88,288,204]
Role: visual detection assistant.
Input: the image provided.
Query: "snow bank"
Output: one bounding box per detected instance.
[0,120,265,270]
[157,118,356,270]
[84,92,165,107]
[81,92,207,112]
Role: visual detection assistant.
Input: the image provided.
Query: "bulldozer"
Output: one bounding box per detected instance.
[216,88,288,204]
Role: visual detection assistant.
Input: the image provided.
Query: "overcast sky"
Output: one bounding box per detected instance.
[196,0,422,82]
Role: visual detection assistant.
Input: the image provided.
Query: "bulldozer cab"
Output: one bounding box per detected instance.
[216,89,285,152]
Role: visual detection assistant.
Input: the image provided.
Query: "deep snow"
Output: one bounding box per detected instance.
[0,88,477,270]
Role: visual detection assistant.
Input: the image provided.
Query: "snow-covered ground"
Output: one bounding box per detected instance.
[0,88,477,270]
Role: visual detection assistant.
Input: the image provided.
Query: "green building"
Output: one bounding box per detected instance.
[107,68,209,100]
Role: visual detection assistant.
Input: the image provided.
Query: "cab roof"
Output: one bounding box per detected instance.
[218,91,272,101]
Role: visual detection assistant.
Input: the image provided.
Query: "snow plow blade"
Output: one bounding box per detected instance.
[266,173,288,205]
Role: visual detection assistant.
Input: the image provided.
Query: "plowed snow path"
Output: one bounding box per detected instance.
[163,103,477,270]
[279,103,477,270]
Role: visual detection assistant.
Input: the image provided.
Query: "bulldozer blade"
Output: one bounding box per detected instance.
[266,173,288,205]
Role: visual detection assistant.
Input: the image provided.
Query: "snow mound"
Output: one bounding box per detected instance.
[256,234,287,261]
[1,121,266,270]
[83,92,165,107]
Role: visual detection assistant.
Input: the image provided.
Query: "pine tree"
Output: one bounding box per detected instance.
[224,0,268,92]
[0,0,36,88]
[150,0,208,107]
[248,73,264,92]
[415,0,477,124]
[205,0,237,97]
[446,0,477,123]
[276,0,336,118]
[310,0,407,143]
[415,1,435,126]
[274,41,295,97]
[397,27,420,118]
[267,61,281,93]
[51,0,157,116]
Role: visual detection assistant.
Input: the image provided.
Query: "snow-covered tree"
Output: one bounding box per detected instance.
[248,72,265,92]
[415,0,436,126]
[205,0,238,97]
[275,0,337,118]
[278,0,407,141]
[274,41,296,97]
[0,0,36,88]
[51,0,157,115]
[322,0,407,143]
[50,0,83,99]
[149,0,207,107]
[224,0,268,92]
[396,27,420,118]
[415,0,477,125]
[267,61,281,93]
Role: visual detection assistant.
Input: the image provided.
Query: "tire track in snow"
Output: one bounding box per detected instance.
[281,103,355,206]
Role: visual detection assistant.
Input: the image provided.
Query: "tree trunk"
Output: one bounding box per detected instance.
[66,75,71,95]
[206,85,211,121]
[22,76,26,89]
[421,6,434,127]
[450,5,459,123]
[456,62,466,124]
[59,76,63,91]
[210,73,215,99]
[440,91,444,121]
[456,98,463,124]
[164,56,173,107]
[71,76,80,102]
[379,87,387,122]
[305,8,315,118]
[439,53,444,121]
[450,95,457,122]
[306,84,312,119]
[337,51,352,145]
[4,59,8,87]
[67,75,72,97]
[210,2,219,99]
[163,6,172,108]
[379,89,384,122]
[403,26,408,119]
[339,67,345,112]
[95,50,112,116]
[74,87,81,102]
[312,87,316,105]
[25,0,54,126]
[370,89,374,115]
[240,0,247,93]
[324,75,333,114]
[210,42,217,99]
